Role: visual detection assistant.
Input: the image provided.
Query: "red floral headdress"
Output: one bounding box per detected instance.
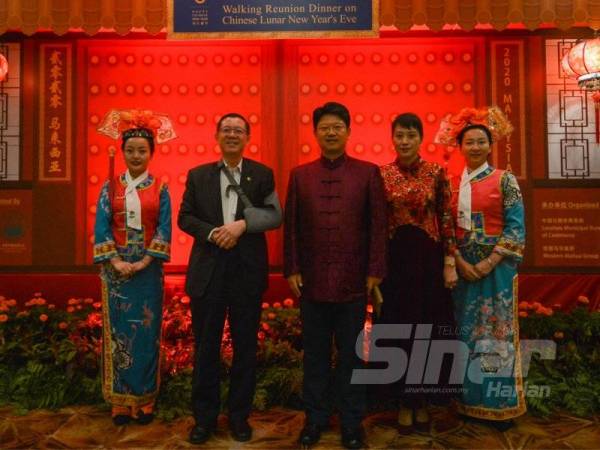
[97,109,177,144]
[434,106,513,147]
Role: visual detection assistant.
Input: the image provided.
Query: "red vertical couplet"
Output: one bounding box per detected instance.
[490,40,526,180]
[39,44,72,182]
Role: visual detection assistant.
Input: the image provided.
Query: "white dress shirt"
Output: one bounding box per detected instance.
[208,159,242,242]
[220,159,242,224]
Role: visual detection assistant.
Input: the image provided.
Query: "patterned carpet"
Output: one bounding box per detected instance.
[0,405,598,449]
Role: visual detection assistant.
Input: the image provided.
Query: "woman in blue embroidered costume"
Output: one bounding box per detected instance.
[94,110,175,426]
[436,106,526,431]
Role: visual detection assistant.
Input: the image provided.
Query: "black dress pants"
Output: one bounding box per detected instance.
[300,298,367,428]
[190,249,262,426]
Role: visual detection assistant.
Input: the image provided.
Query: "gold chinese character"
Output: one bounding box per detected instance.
[50,51,63,66]
[50,94,63,109]
[49,160,61,173]
[49,117,61,130]
[50,65,63,80]
[49,131,62,145]
[49,80,62,96]
[49,147,61,158]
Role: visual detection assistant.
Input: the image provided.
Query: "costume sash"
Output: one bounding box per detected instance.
[457,162,489,230]
[124,170,148,230]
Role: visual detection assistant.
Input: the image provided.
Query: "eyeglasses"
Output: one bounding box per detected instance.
[316,124,347,134]
[219,127,247,136]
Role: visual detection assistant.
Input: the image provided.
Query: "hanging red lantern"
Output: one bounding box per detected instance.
[0,54,7,82]
[561,38,600,142]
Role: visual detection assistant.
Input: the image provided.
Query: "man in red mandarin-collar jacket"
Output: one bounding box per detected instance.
[284,102,387,449]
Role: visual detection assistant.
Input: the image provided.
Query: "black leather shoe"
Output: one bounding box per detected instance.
[135,411,154,425]
[460,414,514,432]
[341,426,365,449]
[490,419,514,432]
[112,414,131,426]
[189,424,214,445]
[298,423,322,447]
[230,419,252,442]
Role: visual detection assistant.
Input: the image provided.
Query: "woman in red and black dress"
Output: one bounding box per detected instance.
[377,113,458,434]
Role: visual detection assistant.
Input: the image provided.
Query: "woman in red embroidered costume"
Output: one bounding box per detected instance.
[436,106,526,431]
[94,110,175,426]
[377,113,458,434]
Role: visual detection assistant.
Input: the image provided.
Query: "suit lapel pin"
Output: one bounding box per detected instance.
[246,176,252,182]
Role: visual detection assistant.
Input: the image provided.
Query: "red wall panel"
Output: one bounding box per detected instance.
[80,37,484,268]
[83,41,270,266]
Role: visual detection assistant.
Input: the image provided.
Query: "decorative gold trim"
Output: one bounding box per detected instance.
[168,29,378,40]
[100,275,114,404]
[93,241,118,260]
[148,239,170,258]
[3,0,598,35]
[118,174,156,190]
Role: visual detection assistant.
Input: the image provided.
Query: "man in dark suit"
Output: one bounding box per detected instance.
[178,113,281,445]
[284,102,387,449]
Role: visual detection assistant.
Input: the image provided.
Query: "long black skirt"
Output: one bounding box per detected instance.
[369,225,456,408]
